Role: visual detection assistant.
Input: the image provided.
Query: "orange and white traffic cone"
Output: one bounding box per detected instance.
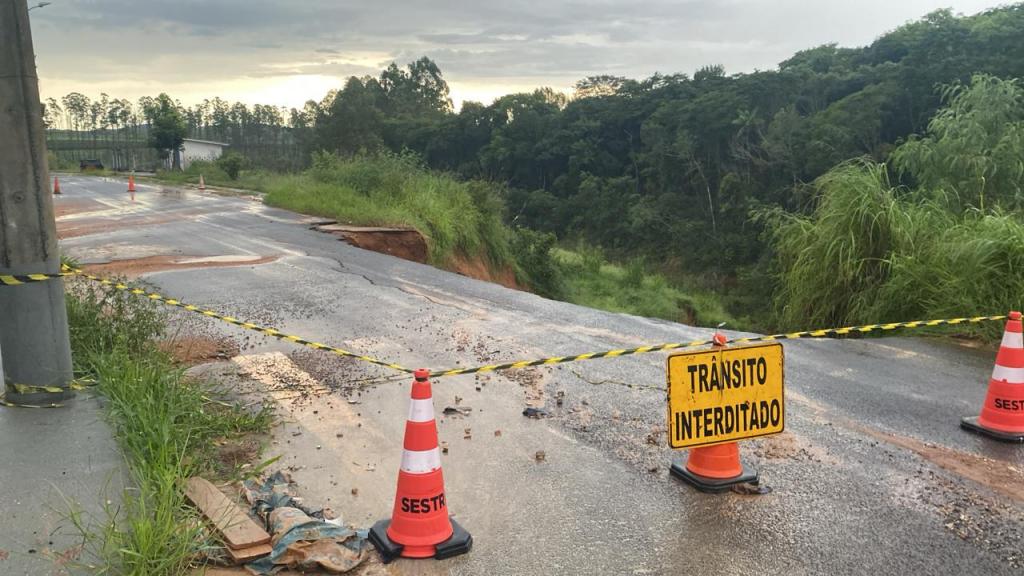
[368,369,472,563]
[53,176,61,195]
[198,174,206,191]
[671,440,758,493]
[961,311,1024,442]
[127,174,136,193]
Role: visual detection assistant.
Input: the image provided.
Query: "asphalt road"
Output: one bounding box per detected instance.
[56,175,1023,575]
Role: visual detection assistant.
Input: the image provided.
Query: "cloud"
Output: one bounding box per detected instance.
[30,0,1004,108]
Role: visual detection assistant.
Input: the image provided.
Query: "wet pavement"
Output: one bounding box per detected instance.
[56,174,1024,575]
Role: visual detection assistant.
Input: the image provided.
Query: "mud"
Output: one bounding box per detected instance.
[315,224,429,263]
[159,335,239,365]
[57,210,209,239]
[315,223,524,290]
[53,197,105,218]
[82,254,277,278]
[449,252,523,290]
[859,426,1024,503]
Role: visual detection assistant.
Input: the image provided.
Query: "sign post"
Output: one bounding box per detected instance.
[666,342,784,492]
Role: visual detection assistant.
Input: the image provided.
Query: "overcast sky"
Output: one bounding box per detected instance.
[29,0,1007,110]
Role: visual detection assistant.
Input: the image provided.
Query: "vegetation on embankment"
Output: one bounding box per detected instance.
[66,278,272,575]
[263,152,515,268]
[553,246,736,328]
[765,75,1024,339]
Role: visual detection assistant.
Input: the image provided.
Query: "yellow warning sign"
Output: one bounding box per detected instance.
[667,342,784,449]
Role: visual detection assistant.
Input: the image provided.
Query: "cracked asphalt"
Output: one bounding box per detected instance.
[57,175,1023,575]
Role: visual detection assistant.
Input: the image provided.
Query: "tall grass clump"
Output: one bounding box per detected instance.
[264,152,513,268]
[766,77,1024,340]
[766,161,1024,339]
[66,281,271,575]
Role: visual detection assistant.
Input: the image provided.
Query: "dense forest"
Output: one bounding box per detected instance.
[47,5,1024,331]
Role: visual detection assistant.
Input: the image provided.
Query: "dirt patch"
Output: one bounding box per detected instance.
[215,436,262,471]
[315,223,524,290]
[450,252,522,290]
[789,390,1024,501]
[857,427,1024,503]
[53,197,105,218]
[316,224,429,263]
[160,336,239,365]
[82,254,278,278]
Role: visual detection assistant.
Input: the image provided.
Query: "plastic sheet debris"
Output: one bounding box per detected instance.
[242,472,370,574]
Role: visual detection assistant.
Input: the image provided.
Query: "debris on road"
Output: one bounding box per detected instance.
[535,450,546,462]
[184,477,272,564]
[242,472,370,574]
[464,427,472,439]
[443,405,473,416]
[730,481,772,496]
[523,407,551,419]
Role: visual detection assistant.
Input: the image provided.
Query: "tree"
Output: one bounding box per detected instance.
[148,93,187,169]
[892,74,1024,211]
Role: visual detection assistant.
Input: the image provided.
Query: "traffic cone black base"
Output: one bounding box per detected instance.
[960,416,1024,443]
[670,462,758,493]
[368,517,472,564]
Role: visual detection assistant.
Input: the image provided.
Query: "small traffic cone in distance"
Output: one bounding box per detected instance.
[198,174,206,191]
[127,174,136,193]
[962,311,1024,442]
[368,369,472,563]
[53,176,61,195]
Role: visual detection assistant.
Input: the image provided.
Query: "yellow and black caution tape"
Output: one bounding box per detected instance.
[4,265,1006,385]
[63,267,414,374]
[426,315,1007,378]
[0,271,71,286]
[1,379,93,408]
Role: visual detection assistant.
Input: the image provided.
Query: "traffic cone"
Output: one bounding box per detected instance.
[671,442,758,493]
[198,174,206,191]
[53,176,61,195]
[368,369,472,563]
[127,174,136,193]
[961,311,1024,442]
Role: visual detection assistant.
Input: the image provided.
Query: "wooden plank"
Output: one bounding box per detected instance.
[191,565,304,576]
[184,477,270,550]
[226,542,273,564]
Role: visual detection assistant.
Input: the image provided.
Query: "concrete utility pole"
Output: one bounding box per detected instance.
[0,0,73,404]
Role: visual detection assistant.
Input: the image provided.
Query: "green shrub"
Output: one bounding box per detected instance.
[216,151,247,180]
[511,228,564,299]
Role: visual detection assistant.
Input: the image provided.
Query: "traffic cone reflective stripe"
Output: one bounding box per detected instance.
[53,176,61,195]
[368,368,472,563]
[961,311,1024,442]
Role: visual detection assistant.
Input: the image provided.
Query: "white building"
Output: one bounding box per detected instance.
[166,139,228,170]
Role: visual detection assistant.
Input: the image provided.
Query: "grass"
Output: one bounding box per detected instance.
[262,152,513,267]
[553,246,739,329]
[765,160,1024,340]
[66,278,273,575]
